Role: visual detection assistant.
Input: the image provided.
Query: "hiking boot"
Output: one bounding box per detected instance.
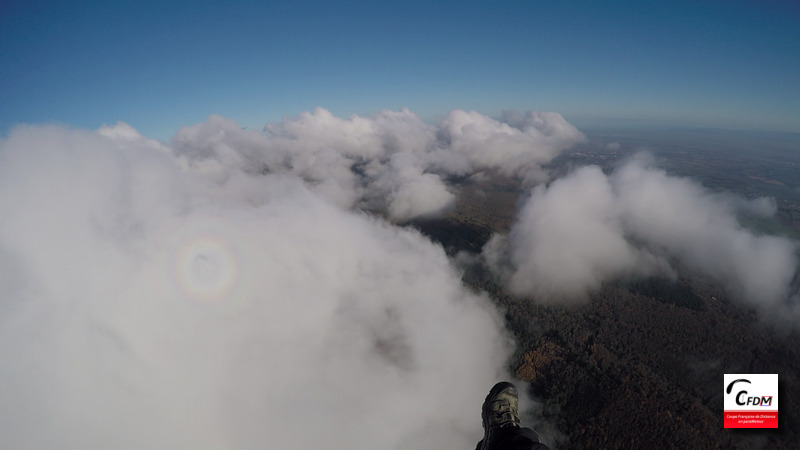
[479,381,522,449]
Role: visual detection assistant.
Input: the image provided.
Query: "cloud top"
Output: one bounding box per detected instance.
[171,107,585,221]
[0,121,514,448]
[485,156,799,314]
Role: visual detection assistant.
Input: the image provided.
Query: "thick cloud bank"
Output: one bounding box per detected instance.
[485,156,799,314]
[171,107,584,221]
[0,123,515,448]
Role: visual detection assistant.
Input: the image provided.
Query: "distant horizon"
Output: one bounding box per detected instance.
[4,107,799,145]
[2,0,798,140]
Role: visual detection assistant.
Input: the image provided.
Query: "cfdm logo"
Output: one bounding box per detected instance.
[723,374,778,429]
[726,379,773,407]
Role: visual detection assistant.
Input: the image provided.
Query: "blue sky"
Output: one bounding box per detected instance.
[2,0,798,139]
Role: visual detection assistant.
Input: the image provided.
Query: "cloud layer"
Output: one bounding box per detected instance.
[171,107,585,221]
[485,156,799,314]
[0,121,519,448]
[4,106,796,447]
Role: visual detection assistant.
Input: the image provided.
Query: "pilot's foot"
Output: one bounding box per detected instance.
[479,381,522,449]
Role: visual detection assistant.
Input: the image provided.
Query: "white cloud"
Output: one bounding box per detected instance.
[378,153,456,222]
[428,110,586,183]
[0,123,513,449]
[486,156,799,313]
[614,158,798,307]
[485,166,666,302]
[169,107,584,220]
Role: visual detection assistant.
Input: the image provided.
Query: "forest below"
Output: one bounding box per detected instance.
[413,163,800,449]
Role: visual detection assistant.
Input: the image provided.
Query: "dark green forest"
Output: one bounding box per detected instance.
[413,134,800,448]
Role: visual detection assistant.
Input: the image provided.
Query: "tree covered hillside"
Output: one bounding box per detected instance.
[413,169,800,449]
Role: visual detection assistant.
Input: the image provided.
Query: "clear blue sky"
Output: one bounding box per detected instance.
[2,0,798,139]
